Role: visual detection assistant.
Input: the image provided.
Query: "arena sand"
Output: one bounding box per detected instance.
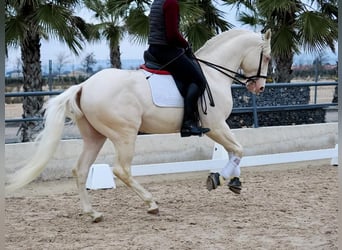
[5,161,337,250]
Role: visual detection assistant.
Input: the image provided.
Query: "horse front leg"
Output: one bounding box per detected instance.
[206,123,243,194]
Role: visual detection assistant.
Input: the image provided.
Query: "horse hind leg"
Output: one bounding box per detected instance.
[72,117,107,222]
[111,136,159,215]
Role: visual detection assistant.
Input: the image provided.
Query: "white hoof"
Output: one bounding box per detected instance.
[80,210,104,223]
[147,202,159,215]
[91,211,104,223]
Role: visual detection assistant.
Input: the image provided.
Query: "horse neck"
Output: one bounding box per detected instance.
[196,30,260,78]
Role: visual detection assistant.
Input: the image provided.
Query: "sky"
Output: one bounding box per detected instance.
[5,2,338,72]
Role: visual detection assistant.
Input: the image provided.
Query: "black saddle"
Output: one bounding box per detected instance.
[143,50,164,70]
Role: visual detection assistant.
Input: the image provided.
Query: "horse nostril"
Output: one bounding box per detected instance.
[259,86,265,92]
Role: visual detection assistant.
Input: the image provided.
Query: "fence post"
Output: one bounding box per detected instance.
[252,94,259,128]
[48,60,53,91]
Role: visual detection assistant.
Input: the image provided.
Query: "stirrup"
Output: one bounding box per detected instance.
[180,125,210,137]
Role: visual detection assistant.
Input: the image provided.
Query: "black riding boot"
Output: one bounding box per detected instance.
[181,83,210,137]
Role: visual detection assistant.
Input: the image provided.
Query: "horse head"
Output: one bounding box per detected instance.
[240,29,272,94]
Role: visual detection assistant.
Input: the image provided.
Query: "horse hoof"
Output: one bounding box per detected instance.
[92,215,104,223]
[91,212,104,223]
[206,172,221,191]
[228,177,242,194]
[147,208,160,216]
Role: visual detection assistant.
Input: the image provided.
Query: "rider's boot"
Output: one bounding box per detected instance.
[181,83,210,137]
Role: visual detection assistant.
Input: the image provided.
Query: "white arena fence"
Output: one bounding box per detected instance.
[5,123,338,183]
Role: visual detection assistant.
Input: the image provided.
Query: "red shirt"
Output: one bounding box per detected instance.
[163,0,188,48]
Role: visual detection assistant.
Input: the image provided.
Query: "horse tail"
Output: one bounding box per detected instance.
[6,84,84,193]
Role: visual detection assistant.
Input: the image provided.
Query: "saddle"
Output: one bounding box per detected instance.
[141,51,187,97]
[142,50,165,71]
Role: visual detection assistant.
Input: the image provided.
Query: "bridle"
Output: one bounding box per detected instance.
[194,50,267,86]
[191,49,268,111]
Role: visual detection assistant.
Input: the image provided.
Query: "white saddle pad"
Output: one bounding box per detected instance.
[142,70,184,107]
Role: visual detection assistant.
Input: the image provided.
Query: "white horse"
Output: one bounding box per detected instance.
[6,29,272,222]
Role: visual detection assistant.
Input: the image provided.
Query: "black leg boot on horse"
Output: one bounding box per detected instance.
[181,83,210,137]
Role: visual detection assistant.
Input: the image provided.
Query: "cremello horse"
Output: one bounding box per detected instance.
[6,29,271,222]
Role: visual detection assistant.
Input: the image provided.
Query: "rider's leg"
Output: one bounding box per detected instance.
[181,83,210,137]
[165,53,210,136]
[148,45,210,136]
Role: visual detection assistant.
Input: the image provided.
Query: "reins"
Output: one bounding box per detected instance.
[191,50,267,115]
[193,50,267,86]
[144,48,267,116]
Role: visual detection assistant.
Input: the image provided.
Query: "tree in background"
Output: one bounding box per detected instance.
[56,52,71,83]
[83,0,126,68]
[223,0,338,83]
[82,52,97,76]
[5,0,95,142]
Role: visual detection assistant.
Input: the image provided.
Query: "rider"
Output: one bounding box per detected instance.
[147,0,210,137]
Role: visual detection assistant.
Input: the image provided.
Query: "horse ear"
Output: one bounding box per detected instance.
[264,29,271,41]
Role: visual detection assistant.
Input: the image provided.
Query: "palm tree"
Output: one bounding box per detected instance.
[5,0,94,142]
[83,0,134,68]
[223,0,338,83]
[84,0,233,69]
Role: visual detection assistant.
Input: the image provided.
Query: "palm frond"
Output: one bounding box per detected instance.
[238,12,259,26]
[125,8,149,44]
[297,11,337,53]
[184,22,214,51]
[33,3,91,54]
[271,26,299,57]
[5,15,26,47]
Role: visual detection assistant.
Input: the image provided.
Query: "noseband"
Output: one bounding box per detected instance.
[194,50,267,86]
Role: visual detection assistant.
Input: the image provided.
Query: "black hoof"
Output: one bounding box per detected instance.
[228,177,242,194]
[206,172,221,191]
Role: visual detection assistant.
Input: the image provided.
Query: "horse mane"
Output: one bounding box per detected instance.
[197,29,270,55]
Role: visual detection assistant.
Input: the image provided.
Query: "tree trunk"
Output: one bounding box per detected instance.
[20,26,44,142]
[110,45,121,69]
[274,52,294,83]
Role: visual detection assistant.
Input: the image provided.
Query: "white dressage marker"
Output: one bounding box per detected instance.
[86,164,116,190]
[330,144,338,166]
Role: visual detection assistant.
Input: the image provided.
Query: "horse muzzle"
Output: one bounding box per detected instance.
[246,79,265,95]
